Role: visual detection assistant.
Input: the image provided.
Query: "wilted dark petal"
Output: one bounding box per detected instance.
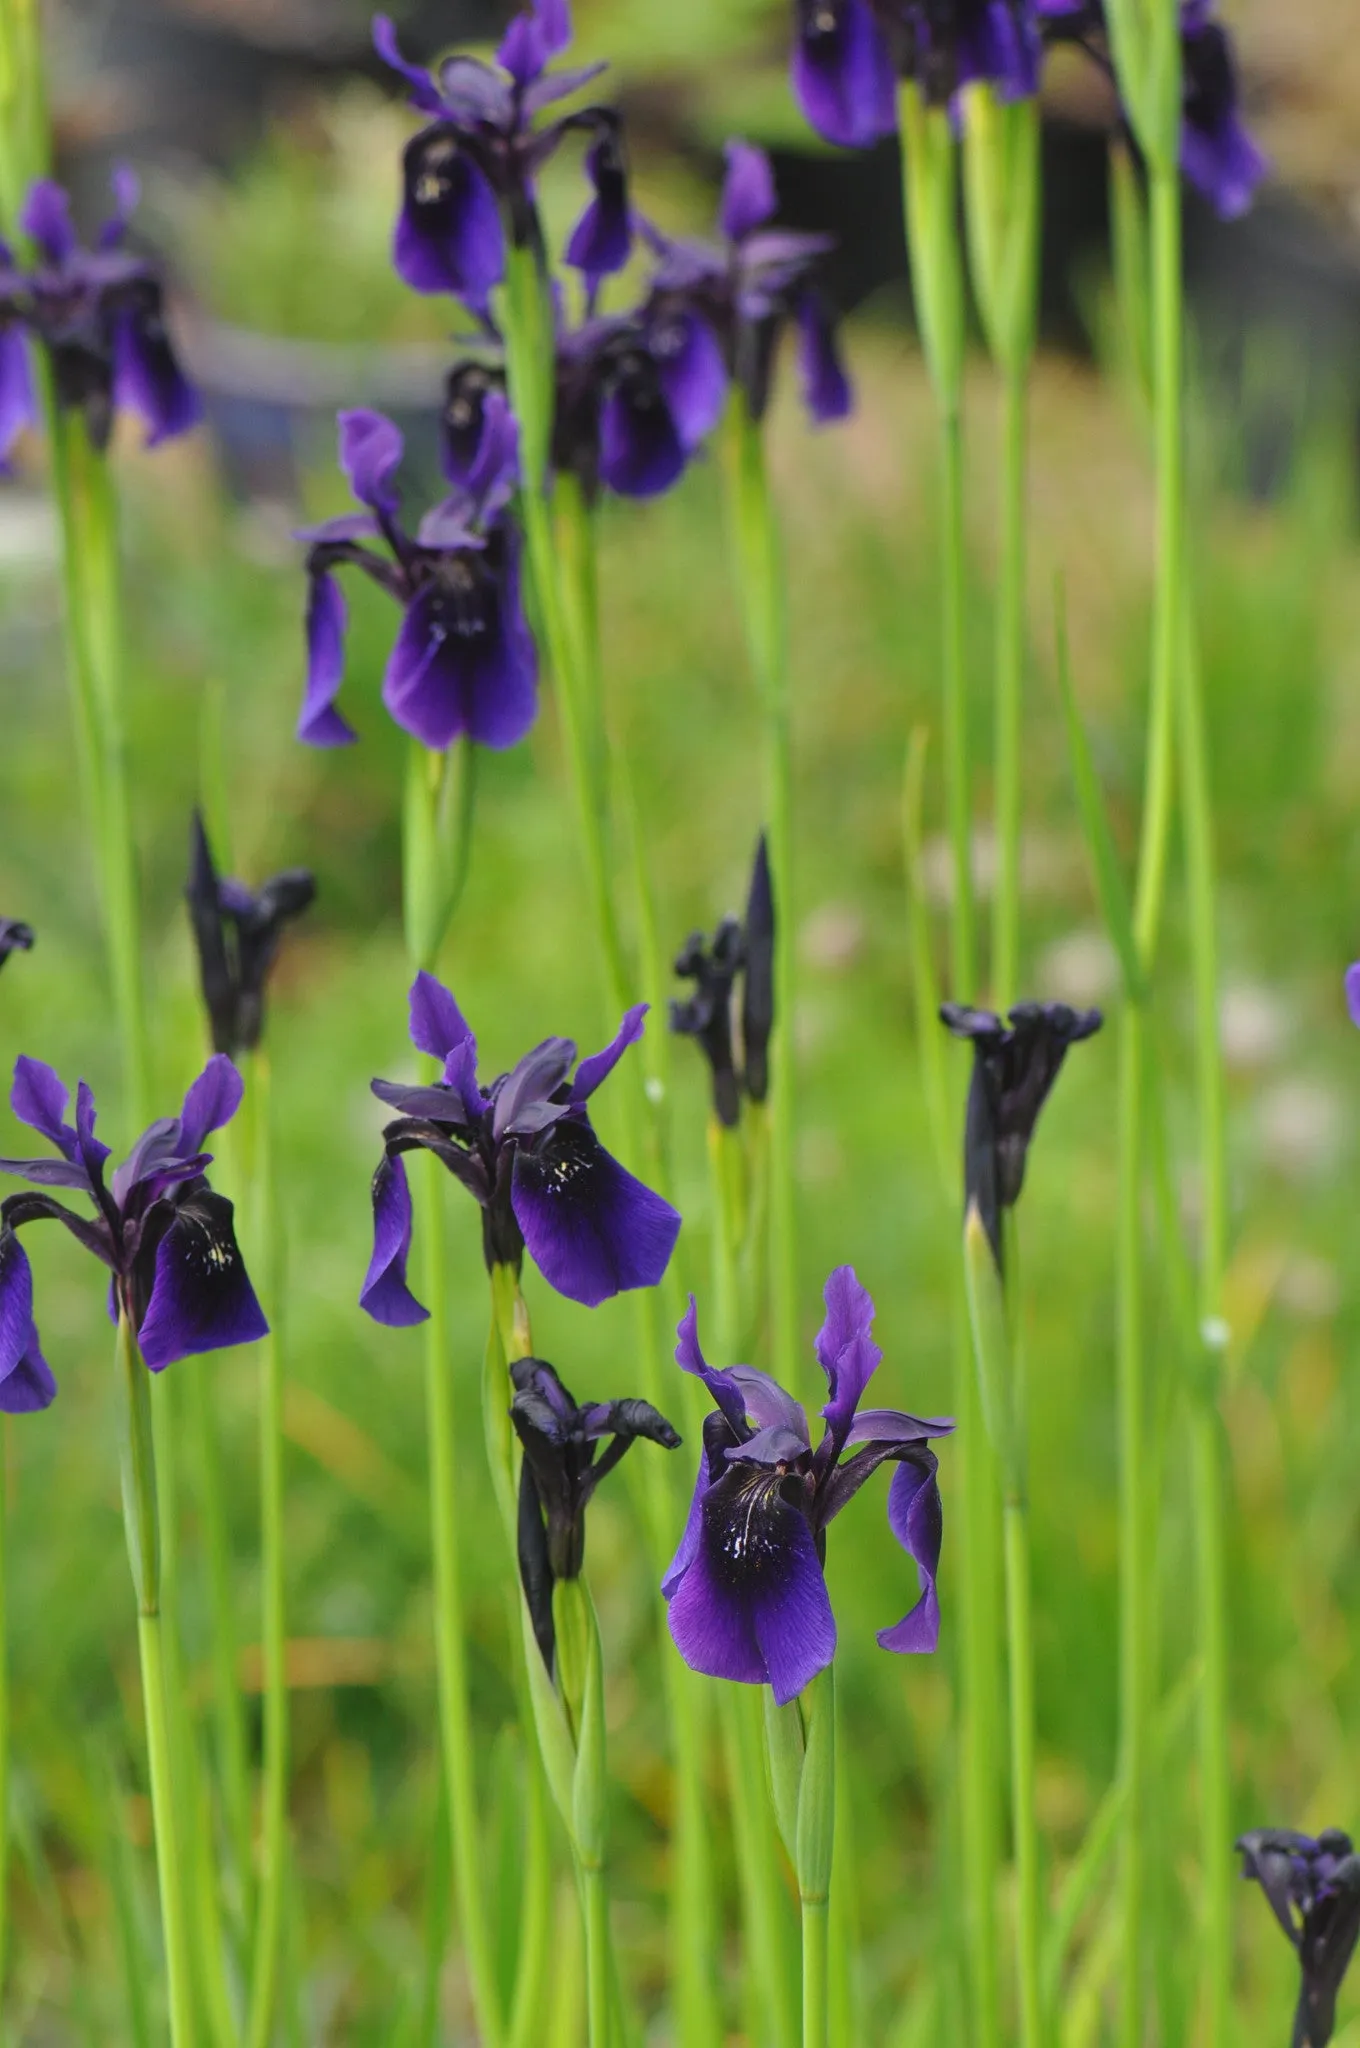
[876,1451,943,1654]
[136,1188,268,1369]
[0,1329,56,1413]
[579,1395,681,1450]
[565,130,631,286]
[0,1229,34,1380]
[395,129,505,303]
[517,1458,557,1670]
[666,1460,835,1703]
[512,1125,680,1306]
[0,325,35,467]
[654,313,727,451]
[111,299,202,447]
[511,1355,578,1436]
[20,179,78,264]
[186,813,236,1055]
[721,140,778,242]
[797,294,852,423]
[1237,1829,1311,1944]
[339,407,404,513]
[299,569,358,748]
[673,1296,751,1437]
[815,1264,881,1451]
[571,1003,648,1102]
[742,834,774,1101]
[791,0,896,152]
[599,377,686,498]
[178,1054,244,1157]
[10,1057,78,1160]
[360,1152,428,1327]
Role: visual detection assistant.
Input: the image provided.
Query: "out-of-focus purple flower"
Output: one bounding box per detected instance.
[0,921,34,975]
[2,172,200,452]
[1237,1829,1360,2048]
[790,0,1041,143]
[361,972,681,1317]
[671,834,774,1127]
[941,1000,1102,1269]
[512,1355,680,1671]
[552,302,729,498]
[296,403,536,752]
[663,1270,952,1704]
[0,1055,267,1409]
[643,139,852,426]
[374,1,631,307]
[1037,0,1267,219]
[1344,963,1360,1032]
[185,812,315,1058]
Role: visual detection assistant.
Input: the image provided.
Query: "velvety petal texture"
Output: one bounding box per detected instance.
[512,1130,681,1307]
[395,132,505,301]
[360,1154,428,1326]
[137,1190,268,1369]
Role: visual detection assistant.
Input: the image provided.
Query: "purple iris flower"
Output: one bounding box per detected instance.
[1036,0,1266,220]
[941,1001,1102,1269]
[361,971,682,1317]
[1,171,200,453]
[790,0,1041,146]
[1237,1829,1360,2048]
[0,921,34,975]
[512,1356,680,1672]
[643,140,852,427]
[662,1271,953,1705]
[671,834,774,1128]
[553,303,729,498]
[0,245,37,470]
[0,1055,267,1412]
[297,402,536,752]
[185,813,315,1058]
[374,0,630,307]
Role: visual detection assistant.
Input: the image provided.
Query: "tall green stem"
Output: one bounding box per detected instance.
[582,1865,611,2048]
[118,1313,196,2048]
[1115,1007,1148,2048]
[802,1898,829,2048]
[992,366,1027,1009]
[247,1052,290,2048]
[1002,1499,1043,2048]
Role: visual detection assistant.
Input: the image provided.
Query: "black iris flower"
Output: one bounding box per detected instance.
[1238,1829,1360,2048]
[0,921,34,975]
[512,1356,680,1672]
[185,813,314,1059]
[670,835,775,1127]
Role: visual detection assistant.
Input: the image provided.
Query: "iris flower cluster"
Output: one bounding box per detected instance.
[791,0,1266,221]
[0,171,199,465]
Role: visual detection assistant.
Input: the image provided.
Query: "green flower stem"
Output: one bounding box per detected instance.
[117,1312,196,2048]
[184,1347,252,1911]
[991,363,1028,1010]
[720,398,799,1394]
[0,0,48,222]
[1002,1496,1042,2048]
[247,1052,290,2048]
[1115,1005,1148,2048]
[582,1863,611,2048]
[795,1668,835,2048]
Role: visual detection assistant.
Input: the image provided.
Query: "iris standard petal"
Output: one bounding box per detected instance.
[11,1057,77,1158]
[791,0,896,152]
[407,970,475,1065]
[511,1127,680,1306]
[395,132,505,302]
[339,408,404,512]
[136,1189,269,1369]
[571,1003,647,1101]
[721,141,778,242]
[494,1037,577,1139]
[178,1054,244,1157]
[727,1365,811,1442]
[360,1153,429,1327]
[673,1296,750,1438]
[876,1452,943,1653]
[815,1263,881,1448]
[372,14,448,114]
[20,179,78,264]
[299,570,358,747]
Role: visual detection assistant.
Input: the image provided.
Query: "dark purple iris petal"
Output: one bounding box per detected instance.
[792,0,896,151]
[511,1126,681,1307]
[0,1230,34,1381]
[20,180,78,264]
[0,324,34,467]
[494,1037,577,1138]
[300,571,356,747]
[654,313,728,450]
[178,1054,244,1158]
[111,298,202,447]
[728,1366,810,1441]
[360,1152,428,1327]
[721,142,778,242]
[673,1297,751,1438]
[339,407,404,512]
[565,132,632,287]
[11,1057,80,1162]
[1180,103,1267,221]
[498,0,573,85]
[134,1188,268,1370]
[955,0,1042,97]
[381,567,538,752]
[0,1332,57,1412]
[410,969,477,1065]
[876,1452,943,1652]
[599,379,687,497]
[571,1003,648,1102]
[394,131,505,301]
[797,295,852,422]
[816,1263,882,1452]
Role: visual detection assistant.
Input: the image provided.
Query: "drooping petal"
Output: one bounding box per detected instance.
[0,1229,34,1381]
[1180,107,1268,222]
[571,1003,648,1102]
[0,1328,56,1412]
[1236,1830,1313,1945]
[598,377,687,498]
[178,1054,244,1157]
[672,1297,750,1439]
[797,294,852,424]
[0,325,35,469]
[654,312,727,451]
[382,569,538,755]
[565,128,631,287]
[791,0,896,152]
[720,141,778,243]
[394,130,505,303]
[815,1264,881,1449]
[339,408,404,513]
[876,1451,943,1654]
[20,179,78,264]
[299,569,358,748]
[136,1188,269,1369]
[111,296,202,447]
[11,1057,77,1159]
[512,1126,680,1306]
[359,1152,428,1327]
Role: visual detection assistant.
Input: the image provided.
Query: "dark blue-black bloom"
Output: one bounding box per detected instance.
[375,0,630,309]
[664,1270,952,1704]
[0,921,34,974]
[2,171,200,454]
[671,834,774,1128]
[0,1055,267,1411]
[792,0,1041,148]
[1237,1828,1360,2048]
[298,402,536,751]
[185,813,315,1058]
[512,1356,680,1671]
[941,1000,1102,1268]
[361,972,681,1317]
